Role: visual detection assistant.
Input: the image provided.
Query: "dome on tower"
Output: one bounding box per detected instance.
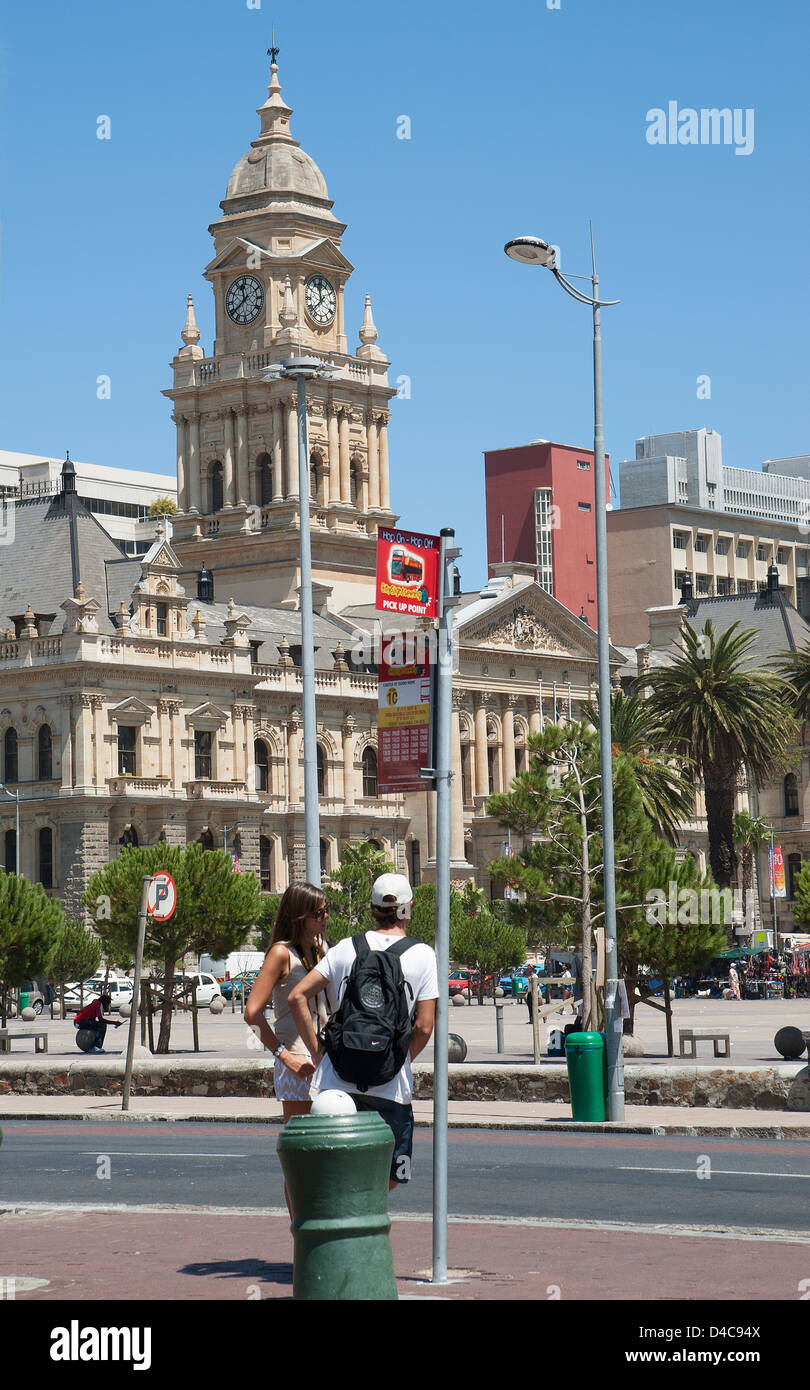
[221,60,333,214]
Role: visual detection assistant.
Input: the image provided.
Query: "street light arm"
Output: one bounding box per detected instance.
[551,268,620,308]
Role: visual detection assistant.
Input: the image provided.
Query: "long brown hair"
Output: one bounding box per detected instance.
[269,882,327,968]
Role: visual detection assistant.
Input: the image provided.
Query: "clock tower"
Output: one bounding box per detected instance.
[165,54,398,611]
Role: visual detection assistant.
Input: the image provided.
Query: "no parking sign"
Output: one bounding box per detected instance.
[147,872,177,920]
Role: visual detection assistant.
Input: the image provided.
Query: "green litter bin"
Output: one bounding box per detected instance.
[19,992,30,1013]
[565,1031,605,1122]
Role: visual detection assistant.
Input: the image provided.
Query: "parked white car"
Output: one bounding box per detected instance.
[63,977,134,1012]
[154,973,222,1007]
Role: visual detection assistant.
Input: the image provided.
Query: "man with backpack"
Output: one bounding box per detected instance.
[288,873,438,1191]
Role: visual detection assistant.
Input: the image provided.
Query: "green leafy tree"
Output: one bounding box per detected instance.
[0,875,64,1024]
[449,908,524,998]
[644,620,797,887]
[790,863,810,933]
[253,895,282,952]
[583,689,695,844]
[733,810,770,901]
[83,843,262,1052]
[47,919,103,1019]
[323,842,395,943]
[147,496,177,516]
[407,882,469,949]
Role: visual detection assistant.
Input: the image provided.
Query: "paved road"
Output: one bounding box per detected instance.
[2,1121,809,1229]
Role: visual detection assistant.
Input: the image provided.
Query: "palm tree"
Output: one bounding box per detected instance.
[582,690,695,844]
[733,810,770,900]
[643,620,797,889]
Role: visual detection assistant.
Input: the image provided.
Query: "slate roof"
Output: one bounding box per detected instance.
[681,589,810,664]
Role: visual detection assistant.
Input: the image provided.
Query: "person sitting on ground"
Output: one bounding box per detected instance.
[74,993,123,1053]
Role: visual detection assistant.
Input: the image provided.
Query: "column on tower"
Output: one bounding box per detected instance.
[379,416,391,511]
[451,703,466,862]
[285,397,299,498]
[341,715,355,807]
[175,416,187,512]
[502,697,517,788]
[235,407,248,506]
[223,409,236,508]
[366,410,380,510]
[188,416,201,513]
[271,402,284,501]
[473,695,489,798]
[338,408,351,503]
[327,403,341,504]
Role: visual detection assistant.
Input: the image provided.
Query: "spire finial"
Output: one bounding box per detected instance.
[267,30,280,67]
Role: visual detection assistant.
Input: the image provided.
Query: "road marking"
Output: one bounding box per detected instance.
[618,1165,810,1179]
[3,1202,810,1244]
[77,1151,246,1158]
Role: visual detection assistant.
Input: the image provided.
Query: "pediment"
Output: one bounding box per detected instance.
[139,539,182,572]
[204,236,353,277]
[110,697,153,725]
[187,701,229,729]
[457,583,606,662]
[205,238,272,274]
[297,238,354,274]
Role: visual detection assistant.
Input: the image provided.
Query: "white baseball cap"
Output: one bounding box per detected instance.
[371,873,414,918]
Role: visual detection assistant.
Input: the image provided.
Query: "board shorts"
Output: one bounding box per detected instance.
[352,1095,414,1185]
[273,1054,312,1103]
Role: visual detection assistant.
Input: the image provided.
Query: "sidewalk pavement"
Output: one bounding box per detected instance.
[1,1091,810,1136]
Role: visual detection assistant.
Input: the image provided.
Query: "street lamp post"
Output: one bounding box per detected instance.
[504,229,625,1120]
[0,782,20,875]
[263,355,336,886]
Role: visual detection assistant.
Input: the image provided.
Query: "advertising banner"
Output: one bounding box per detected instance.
[770,843,787,898]
[378,649,432,793]
[376,527,441,619]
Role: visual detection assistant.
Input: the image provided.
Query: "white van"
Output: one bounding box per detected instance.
[63,977,134,1012]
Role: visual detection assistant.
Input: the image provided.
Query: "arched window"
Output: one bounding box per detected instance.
[258,452,273,506]
[317,744,326,796]
[350,459,361,507]
[210,461,224,513]
[366,838,382,851]
[119,825,139,849]
[785,773,800,817]
[39,827,54,889]
[788,852,802,901]
[4,727,18,783]
[4,828,16,874]
[260,835,273,891]
[487,745,499,796]
[362,747,378,798]
[310,453,323,504]
[319,837,329,879]
[254,738,270,792]
[460,743,471,805]
[38,724,53,780]
[198,828,215,852]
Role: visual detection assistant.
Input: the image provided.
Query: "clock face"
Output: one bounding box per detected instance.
[305,275,336,325]
[225,275,264,326]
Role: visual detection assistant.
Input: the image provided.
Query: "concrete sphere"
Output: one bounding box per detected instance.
[621,1034,645,1058]
[774,1026,807,1060]
[452,993,467,1006]
[787,1066,810,1111]
[447,1033,468,1063]
[20,1007,37,1022]
[494,987,505,998]
[310,1089,357,1116]
[209,995,225,1014]
[118,1002,131,1018]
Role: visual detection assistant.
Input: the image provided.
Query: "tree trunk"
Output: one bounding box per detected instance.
[704,766,738,890]
[156,956,176,1054]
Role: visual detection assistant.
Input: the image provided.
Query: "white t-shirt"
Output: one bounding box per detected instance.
[312,930,439,1105]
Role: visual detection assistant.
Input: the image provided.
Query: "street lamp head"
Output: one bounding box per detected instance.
[504,236,556,268]
[263,357,339,383]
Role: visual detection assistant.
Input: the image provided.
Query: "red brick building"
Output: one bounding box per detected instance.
[484,439,610,623]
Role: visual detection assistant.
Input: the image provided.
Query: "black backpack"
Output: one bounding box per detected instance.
[319,933,417,1092]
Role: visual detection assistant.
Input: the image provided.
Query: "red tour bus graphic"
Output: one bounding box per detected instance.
[389,546,424,586]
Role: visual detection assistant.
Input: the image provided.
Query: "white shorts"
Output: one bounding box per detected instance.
[273,1055,312,1103]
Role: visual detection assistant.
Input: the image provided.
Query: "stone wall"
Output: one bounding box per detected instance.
[0,1059,807,1110]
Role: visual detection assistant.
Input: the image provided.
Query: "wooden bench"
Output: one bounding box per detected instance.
[0,1028,48,1054]
[678,1028,730,1059]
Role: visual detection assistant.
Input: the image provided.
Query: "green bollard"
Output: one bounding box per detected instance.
[277,1112,398,1301]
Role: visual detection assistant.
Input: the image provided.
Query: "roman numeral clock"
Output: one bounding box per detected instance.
[225,274,264,325]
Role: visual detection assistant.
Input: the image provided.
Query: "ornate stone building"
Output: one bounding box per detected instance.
[0,57,626,915]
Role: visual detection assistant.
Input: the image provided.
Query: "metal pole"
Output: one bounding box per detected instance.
[295,370,322,887]
[15,789,20,876]
[591,249,624,1121]
[495,1001,504,1053]
[123,876,151,1111]
[432,527,454,1285]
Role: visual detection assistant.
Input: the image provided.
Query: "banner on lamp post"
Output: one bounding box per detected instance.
[377,648,433,793]
[770,843,786,898]
[376,527,441,619]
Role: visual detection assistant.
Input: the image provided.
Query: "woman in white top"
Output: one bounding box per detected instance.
[245,882,329,1124]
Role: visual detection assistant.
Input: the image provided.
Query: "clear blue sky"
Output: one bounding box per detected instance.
[1,0,808,588]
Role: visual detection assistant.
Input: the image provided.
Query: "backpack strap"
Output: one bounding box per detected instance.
[383,935,417,959]
[351,932,371,961]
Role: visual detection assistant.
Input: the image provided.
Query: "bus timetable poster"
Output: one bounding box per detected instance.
[378,653,433,793]
[376,527,441,619]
